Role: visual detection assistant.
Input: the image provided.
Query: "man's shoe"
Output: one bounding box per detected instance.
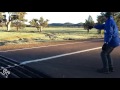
[109,67,114,72]
[97,68,110,74]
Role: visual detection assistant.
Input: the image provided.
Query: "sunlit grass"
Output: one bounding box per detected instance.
[0,27,105,46]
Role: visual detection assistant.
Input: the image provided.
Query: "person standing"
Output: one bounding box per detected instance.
[93,12,120,74]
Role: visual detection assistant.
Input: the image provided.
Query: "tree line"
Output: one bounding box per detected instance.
[84,12,120,34]
[0,12,49,32]
[0,12,120,33]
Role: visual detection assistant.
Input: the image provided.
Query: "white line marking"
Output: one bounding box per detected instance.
[21,47,102,65]
[0,39,103,53]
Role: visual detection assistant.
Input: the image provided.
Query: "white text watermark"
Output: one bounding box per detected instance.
[0,67,10,78]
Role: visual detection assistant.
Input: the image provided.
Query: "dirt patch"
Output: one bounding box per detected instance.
[0,38,103,51]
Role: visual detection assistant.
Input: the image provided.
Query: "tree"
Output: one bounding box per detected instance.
[0,12,27,31]
[11,12,27,31]
[29,17,49,32]
[96,12,106,34]
[84,15,94,33]
[111,12,120,30]
[0,12,5,27]
[0,12,4,22]
[96,12,120,33]
[4,12,16,31]
[97,12,106,24]
[29,19,40,30]
[38,17,49,32]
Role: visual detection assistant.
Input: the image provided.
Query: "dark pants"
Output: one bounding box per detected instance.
[101,43,114,69]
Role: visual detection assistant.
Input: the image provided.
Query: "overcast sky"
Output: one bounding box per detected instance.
[25,12,101,24]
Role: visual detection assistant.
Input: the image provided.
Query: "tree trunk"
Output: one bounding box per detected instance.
[87,29,89,33]
[17,26,19,31]
[97,30,101,34]
[40,26,43,32]
[7,21,11,31]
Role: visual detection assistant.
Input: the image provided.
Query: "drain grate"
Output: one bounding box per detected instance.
[0,55,51,78]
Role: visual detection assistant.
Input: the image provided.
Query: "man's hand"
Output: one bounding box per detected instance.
[88,26,94,29]
[102,43,109,51]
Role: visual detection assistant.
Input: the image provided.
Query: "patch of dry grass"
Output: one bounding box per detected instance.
[0,27,104,47]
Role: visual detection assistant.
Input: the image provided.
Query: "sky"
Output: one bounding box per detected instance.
[24,12,101,24]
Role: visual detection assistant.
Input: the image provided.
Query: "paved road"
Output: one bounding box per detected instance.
[0,39,120,78]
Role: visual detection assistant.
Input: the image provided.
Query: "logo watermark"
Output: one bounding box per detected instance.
[0,67,10,78]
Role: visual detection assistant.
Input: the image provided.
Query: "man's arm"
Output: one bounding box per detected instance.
[87,24,105,30]
[94,24,105,30]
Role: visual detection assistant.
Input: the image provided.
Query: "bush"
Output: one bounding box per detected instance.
[97,30,104,34]
[97,30,101,34]
[12,22,26,29]
[101,30,104,34]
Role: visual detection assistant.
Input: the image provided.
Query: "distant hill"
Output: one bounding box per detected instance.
[48,23,64,27]
[48,23,84,27]
[26,23,84,27]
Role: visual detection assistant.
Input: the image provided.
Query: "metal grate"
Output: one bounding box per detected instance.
[0,55,51,78]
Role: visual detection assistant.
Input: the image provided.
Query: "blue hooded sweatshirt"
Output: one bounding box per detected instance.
[94,16,120,47]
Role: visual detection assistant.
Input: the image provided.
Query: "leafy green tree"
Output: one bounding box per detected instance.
[0,12,27,31]
[29,19,40,30]
[11,12,27,31]
[84,15,94,33]
[96,12,120,33]
[112,12,120,30]
[97,12,106,24]
[96,12,106,34]
[0,12,5,27]
[5,12,16,31]
[0,12,4,22]
[29,17,49,32]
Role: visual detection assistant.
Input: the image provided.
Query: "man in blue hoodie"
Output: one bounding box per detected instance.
[93,12,120,74]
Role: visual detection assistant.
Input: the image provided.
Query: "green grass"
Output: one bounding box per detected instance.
[0,27,105,46]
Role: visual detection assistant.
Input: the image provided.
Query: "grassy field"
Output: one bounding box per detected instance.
[0,27,105,46]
